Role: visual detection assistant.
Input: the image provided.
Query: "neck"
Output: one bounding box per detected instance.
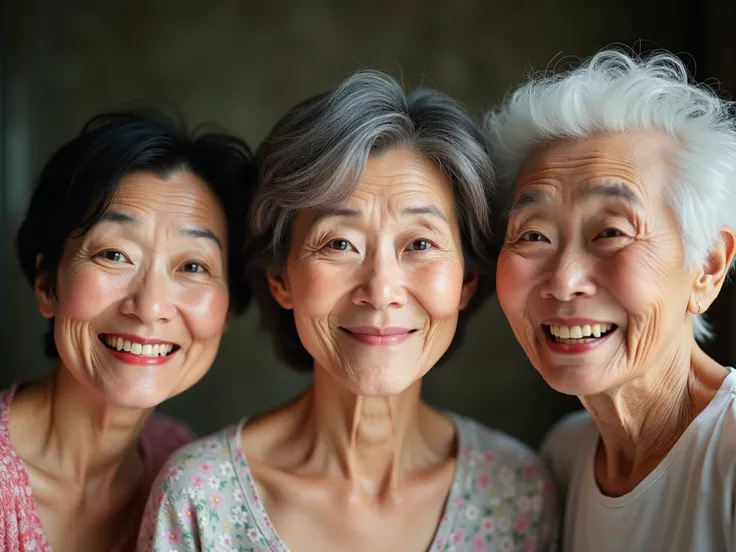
[296,366,449,503]
[18,365,151,484]
[581,337,728,491]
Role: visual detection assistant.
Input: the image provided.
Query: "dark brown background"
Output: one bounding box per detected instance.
[2,0,733,447]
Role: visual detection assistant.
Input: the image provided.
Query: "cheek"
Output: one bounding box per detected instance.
[290,264,349,318]
[179,286,229,341]
[601,248,678,315]
[496,254,530,321]
[410,262,464,319]
[55,268,128,322]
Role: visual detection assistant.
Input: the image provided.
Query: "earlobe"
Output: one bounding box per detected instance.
[34,272,56,320]
[266,267,294,310]
[690,227,736,313]
[459,271,480,311]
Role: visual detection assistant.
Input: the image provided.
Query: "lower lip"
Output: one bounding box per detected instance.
[101,341,177,366]
[342,330,414,346]
[544,329,615,354]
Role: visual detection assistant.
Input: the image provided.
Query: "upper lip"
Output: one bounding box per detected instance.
[341,326,414,336]
[100,333,179,346]
[541,318,616,326]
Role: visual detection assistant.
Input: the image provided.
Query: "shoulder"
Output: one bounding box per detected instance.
[449,414,559,546]
[539,410,597,493]
[140,412,197,472]
[148,423,240,501]
[453,413,555,497]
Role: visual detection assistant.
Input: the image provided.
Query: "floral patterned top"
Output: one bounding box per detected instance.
[0,383,194,552]
[138,413,558,551]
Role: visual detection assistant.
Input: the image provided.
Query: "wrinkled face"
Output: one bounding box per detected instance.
[496,132,700,396]
[39,170,230,409]
[269,148,477,396]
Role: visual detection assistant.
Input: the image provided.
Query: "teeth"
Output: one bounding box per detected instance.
[549,323,613,340]
[103,335,174,357]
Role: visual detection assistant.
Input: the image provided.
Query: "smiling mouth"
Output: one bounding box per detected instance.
[543,323,617,344]
[99,334,180,357]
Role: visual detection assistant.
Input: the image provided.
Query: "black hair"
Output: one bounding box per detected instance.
[15,109,255,358]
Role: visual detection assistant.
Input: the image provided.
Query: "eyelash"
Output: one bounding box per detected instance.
[323,238,435,253]
[96,250,211,275]
[517,228,626,244]
[97,249,130,263]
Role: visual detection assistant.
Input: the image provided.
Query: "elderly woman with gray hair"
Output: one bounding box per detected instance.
[486,48,736,552]
[139,70,557,551]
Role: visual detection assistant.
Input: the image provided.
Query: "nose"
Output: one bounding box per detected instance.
[119,268,176,324]
[539,246,596,302]
[351,248,407,310]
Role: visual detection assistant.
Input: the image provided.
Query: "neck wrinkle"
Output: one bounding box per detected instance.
[36,364,150,484]
[582,334,727,484]
[308,365,424,503]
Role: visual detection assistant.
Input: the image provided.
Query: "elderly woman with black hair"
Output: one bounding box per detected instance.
[140,71,557,552]
[487,49,736,551]
[2,111,254,551]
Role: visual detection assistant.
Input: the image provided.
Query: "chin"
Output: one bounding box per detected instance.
[539,365,612,397]
[338,365,421,397]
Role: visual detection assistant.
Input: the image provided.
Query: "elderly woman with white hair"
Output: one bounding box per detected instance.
[485,48,736,551]
[138,70,558,551]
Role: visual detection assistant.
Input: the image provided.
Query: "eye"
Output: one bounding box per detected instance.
[98,250,128,262]
[180,261,207,274]
[520,231,548,243]
[327,239,354,252]
[408,239,432,251]
[596,228,624,239]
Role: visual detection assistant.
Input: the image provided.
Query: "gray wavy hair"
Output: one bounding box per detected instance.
[484,48,736,342]
[246,70,496,371]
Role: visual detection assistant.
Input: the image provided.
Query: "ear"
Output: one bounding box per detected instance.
[34,254,56,319]
[459,271,480,311]
[689,227,736,313]
[266,266,294,310]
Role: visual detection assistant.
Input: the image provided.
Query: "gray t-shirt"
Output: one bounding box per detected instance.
[541,369,736,552]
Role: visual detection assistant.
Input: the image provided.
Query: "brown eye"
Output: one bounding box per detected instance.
[409,239,432,251]
[520,231,548,242]
[328,239,353,251]
[100,250,126,262]
[597,228,624,239]
[181,262,205,273]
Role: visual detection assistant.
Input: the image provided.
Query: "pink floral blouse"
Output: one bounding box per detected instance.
[0,384,194,552]
[138,413,558,551]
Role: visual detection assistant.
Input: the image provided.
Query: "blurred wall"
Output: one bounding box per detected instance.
[1,0,698,447]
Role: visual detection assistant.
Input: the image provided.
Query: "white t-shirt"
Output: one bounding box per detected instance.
[541,369,736,552]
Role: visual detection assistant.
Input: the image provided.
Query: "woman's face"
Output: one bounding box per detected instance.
[496,132,708,396]
[38,170,230,409]
[269,147,476,396]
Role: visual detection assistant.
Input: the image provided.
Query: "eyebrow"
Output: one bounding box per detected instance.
[94,210,222,250]
[180,227,223,250]
[581,182,642,206]
[313,204,448,223]
[507,182,642,217]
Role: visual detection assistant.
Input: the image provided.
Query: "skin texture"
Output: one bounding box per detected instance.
[9,170,230,551]
[244,147,478,551]
[496,132,736,497]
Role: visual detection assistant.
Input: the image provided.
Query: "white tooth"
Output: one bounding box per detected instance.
[582,324,592,337]
[570,326,583,338]
[105,335,113,347]
[167,344,174,354]
[553,325,559,336]
[142,344,153,356]
[592,324,602,338]
[559,326,570,338]
[151,344,160,356]
[123,340,132,352]
[131,342,142,355]
[604,323,612,332]
[116,337,124,350]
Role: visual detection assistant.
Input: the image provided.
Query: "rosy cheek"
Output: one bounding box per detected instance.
[56,268,127,321]
[293,265,348,316]
[412,263,463,318]
[180,287,229,340]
